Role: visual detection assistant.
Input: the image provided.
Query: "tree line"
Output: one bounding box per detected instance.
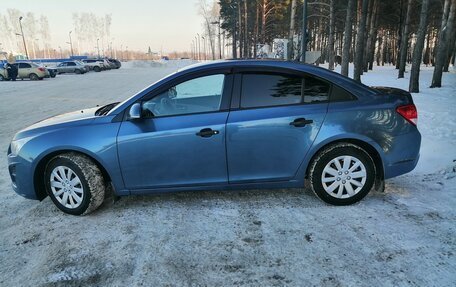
[211,0,455,92]
[0,9,113,59]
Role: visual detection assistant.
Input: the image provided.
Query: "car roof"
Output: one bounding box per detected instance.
[180,60,377,97]
[109,60,377,116]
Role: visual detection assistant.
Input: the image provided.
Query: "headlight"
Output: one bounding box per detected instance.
[10,137,33,156]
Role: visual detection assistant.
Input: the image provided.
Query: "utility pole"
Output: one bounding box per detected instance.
[197,33,201,61]
[18,16,29,59]
[194,36,198,60]
[300,0,307,63]
[69,31,74,57]
[96,38,100,58]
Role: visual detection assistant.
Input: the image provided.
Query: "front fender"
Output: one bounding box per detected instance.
[19,119,127,199]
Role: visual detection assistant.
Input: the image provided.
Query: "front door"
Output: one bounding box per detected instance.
[117,73,232,190]
[227,71,330,183]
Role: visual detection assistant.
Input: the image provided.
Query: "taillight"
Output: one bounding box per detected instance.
[38,67,45,72]
[396,104,418,126]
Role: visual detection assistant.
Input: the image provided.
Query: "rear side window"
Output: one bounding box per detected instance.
[240,73,329,108]
[330,85,356,102]
[19,63,31,68]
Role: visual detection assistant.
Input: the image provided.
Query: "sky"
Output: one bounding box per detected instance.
[1,0,206,53]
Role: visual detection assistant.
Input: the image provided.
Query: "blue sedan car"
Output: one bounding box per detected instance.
[7,60,421,215]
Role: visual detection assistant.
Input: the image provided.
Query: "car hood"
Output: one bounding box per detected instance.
[14,107,99,140]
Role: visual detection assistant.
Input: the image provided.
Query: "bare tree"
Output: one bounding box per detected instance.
[328,0,335,70]
[431,0,455,87]
[398,0,413,78]
[354,0,369,82]
[39,16,51,58]
[199,0,219,60]
[287,0,297,60]
[409,0,430,93]
[341,0,356,76]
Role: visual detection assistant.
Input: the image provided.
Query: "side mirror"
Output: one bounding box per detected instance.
[129,103,142,119]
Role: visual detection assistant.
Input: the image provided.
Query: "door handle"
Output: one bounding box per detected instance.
[290,118,313,127]
[196,128,219,138]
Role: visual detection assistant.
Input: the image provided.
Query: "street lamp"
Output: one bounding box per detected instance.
[202,36,207,61]
[18,16,29,59]
[210,19,222,59]
[68,31,74,57]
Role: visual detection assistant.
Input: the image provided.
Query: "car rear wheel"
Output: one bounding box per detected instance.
[308,143,375,205]
[44,153,106,215]
[0,75,5,81]
[94,66,101,72]
[75,69,81,74]
[29,73,39,81]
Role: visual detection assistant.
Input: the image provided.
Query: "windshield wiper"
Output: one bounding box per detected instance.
[95,102,120,116]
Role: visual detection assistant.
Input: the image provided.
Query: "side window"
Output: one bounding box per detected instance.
[142,74,225,117]
[67,62,76,66]
[240,73,329,108]
[241,74,302,108]
[330,85,356,102]
[302,75,330,103]
[19,63,31,68]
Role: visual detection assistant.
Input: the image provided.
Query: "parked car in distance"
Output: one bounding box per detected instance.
[55,61,88,74]
[7,60,421,215]
[45,66,58,78]
[107,58,121,69]
[98,59,112,70]
[1,62,49,81]
[81,59,105,72]
[0,66,8,81]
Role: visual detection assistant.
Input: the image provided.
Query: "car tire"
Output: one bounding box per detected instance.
[308,143,375,205]
[29,73,39,81]
[94,66,101,72]
[44,153,106,215]
[0,75,5,81]
[75,69,81,74]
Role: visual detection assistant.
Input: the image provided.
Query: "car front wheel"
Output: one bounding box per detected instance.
[44,153,106,215]
[308,143,375,205]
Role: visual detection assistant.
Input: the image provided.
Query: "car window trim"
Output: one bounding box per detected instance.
[234,70,332,110]
[124,69,234,121]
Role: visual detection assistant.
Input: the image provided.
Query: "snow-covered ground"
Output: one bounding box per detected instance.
[0,61,455,286]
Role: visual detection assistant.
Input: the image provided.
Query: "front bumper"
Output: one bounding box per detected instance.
[7,150,38,200]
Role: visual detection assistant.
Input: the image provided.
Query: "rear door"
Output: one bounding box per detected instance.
[226,70,330,183]
[18,63,31,78]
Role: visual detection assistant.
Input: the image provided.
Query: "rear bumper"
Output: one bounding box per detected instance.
[384,154,420,179]
[383,129,421,179]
